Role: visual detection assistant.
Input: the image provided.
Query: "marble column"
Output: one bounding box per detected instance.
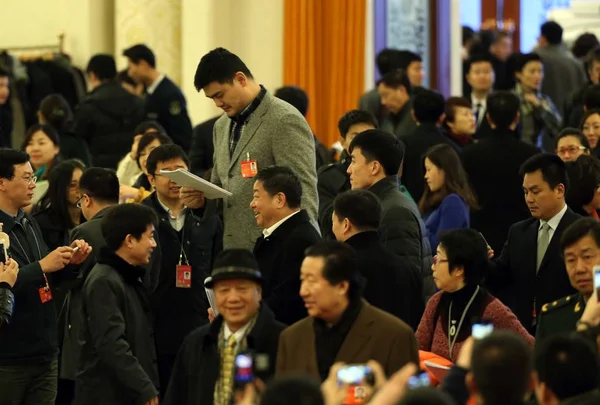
[115,0,182,85]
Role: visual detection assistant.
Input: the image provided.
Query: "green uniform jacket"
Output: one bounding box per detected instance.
[535,293,586,343]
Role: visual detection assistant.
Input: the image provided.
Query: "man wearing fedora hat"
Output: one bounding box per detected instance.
[163,249,285,405]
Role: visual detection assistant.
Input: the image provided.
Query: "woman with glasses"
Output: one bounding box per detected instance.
[33,160,85,252]
[416,229,533,362]
[119,131,172,203]
[566,154,600,218]
[556,128,590,163]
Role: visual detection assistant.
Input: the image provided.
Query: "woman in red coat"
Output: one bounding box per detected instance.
[416,229,533,361]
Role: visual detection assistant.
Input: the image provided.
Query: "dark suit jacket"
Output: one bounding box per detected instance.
[402,123,454,202]
[345,232,424,329]
[145,76,193,151]
[189,116,219,178]
[461,131,540,253]
[253,210,321,325]
[276,300,419,380]
[487,207,580,332]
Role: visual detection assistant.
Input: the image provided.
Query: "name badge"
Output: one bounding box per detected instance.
[241,153,258,178]
[176,265,192,288]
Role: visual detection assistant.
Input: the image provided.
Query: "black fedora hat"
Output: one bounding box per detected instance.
[204,249,262,289]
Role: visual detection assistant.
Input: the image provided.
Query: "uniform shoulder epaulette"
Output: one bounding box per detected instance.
[317,163,338,176]
[541,293,579,314]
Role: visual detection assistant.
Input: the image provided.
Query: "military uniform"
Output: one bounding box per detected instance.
[145,76,193,152]
[317,157,351,240]
[535,293,586,343]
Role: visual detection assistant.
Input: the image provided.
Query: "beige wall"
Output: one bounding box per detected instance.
[0,0,284,126]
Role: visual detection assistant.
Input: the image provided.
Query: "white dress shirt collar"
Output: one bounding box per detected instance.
[224,321,252,343]
[147,74,165,95]
[157,196,187,232]
[262,210,301,238]
[538,203,568,242]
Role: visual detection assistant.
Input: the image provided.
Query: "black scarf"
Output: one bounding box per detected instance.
[435,283,487,342]
[314,298,363,381]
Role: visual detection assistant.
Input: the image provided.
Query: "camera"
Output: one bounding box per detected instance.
[472,319,494,339]
[407,370,431,389]
[233,352,270,388]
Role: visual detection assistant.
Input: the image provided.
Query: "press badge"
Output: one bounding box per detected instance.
[176,265,192,288]
[241,152,258,178]
[39,274,53,304]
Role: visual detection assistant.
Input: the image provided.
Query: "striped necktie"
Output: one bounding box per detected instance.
[220,334,238,405]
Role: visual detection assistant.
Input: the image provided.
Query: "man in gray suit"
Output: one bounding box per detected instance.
[192,48,318,250]
[536,21,587,117]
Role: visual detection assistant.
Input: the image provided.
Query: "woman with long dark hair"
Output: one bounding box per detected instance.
[38,94,91,166]
[33,160,85,251]
[581,108,600,157]
[566,155,600,218]
[419,144,478,250]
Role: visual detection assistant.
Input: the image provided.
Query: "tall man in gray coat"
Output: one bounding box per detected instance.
[192,48,318,250]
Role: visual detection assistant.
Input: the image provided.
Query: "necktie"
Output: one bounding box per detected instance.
[474,103,482,127]
[536,222,550,272]
[220,334,237,405]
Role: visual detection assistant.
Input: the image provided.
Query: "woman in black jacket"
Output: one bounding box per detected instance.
[565,155,600,218]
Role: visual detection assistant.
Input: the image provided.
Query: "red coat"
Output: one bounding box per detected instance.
[416,291,534,361]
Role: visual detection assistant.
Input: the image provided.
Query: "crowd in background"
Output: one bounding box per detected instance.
[1,18,600,405]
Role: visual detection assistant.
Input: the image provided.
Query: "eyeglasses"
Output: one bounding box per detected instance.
[20,176,37,185]
[433,255,448,265]
[76,194,88,209]
[557,146,586,155]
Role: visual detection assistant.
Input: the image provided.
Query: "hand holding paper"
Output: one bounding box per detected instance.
[160,169,232,199]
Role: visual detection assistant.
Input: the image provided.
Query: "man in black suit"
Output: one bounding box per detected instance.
[317,109,378,239]
[332,189,424,329]
[348,129,435,298]
[462,92,539,253]
[74,54,145,169]
[123,44,193,151]
[402,89,454,202]
[251,166,321,325]
[488,153,579,333]
[464,54,495,140]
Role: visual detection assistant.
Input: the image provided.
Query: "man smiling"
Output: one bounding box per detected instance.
[251,166,321,325]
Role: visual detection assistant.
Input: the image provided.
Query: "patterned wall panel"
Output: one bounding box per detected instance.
[115,0,182,85]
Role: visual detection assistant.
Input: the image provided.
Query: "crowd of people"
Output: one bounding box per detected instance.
[1,18,600,405]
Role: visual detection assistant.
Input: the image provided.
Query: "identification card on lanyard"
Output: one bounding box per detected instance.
[39,274,53,304]
[241,152,258,178]
[175,230,192,288]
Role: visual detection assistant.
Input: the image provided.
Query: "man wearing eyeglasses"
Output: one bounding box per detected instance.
[555,128,591,163]
[0,148,92,405]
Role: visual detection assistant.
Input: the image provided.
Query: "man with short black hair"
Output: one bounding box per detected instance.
[534,334,600,405]
[489,31,514,91]
[348,130,434,297]
[251,166,320,325]
[468,332,534,405]
[0,149,91,404]
[332,189,423,328]
[488,153,579,333]
[360,49,425,126]
[59,168,122,396]
[536,21,587,117]
[318,110,378,239]
[274,86,333,169]
[192,48,318,250]
[377,69,417,137]
[123,44,192,151]
[536,218,600,342]
[276,241,418,380]
[75,203,159,405]
[464,54,495,137]
[461,91,540,253]
[164,249,285,405]
[74,54,145,169]
[402,89,454,201]
[0,68,11,148]
[142,144,223,395]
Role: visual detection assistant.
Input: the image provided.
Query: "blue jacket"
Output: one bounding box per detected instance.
[424,193,470,251]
